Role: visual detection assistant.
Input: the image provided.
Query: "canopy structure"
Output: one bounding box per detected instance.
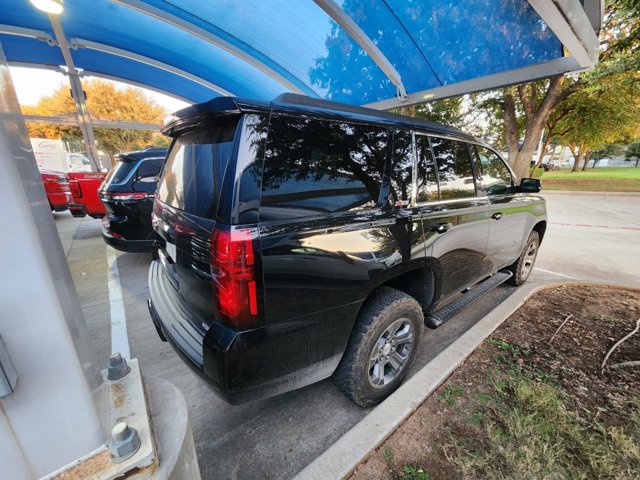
[1,0,601,108]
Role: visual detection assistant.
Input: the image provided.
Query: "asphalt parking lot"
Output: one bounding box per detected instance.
[53,191,640,479]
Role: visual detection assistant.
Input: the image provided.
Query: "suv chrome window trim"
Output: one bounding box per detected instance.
[410,131,418,207]
[417,196,490,209]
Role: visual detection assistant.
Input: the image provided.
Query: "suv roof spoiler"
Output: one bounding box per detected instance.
[114,148,169,162]
[162,94,472,140]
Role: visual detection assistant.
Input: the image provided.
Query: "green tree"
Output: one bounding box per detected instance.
[473,0,640,178]
[551,72,640,171]
[626,139,640,167]
[22,79,168,155]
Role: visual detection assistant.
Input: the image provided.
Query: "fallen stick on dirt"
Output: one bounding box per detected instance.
[548,314,573,345]
[611,360,640,369]
[601,319,640,373]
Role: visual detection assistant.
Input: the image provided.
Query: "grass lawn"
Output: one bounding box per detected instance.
[540,167,640,192]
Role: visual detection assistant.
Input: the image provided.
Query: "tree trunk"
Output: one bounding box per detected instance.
[531,135,552,176]
[636,157,639,167]
[502,76,566,180]
[581,148,591,171]
[570,144,586,172]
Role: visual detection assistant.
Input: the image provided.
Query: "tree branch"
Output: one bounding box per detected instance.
[601,319,640,373]
[502,90,519,162]
[537,76,566,121]
[518,84,533,119]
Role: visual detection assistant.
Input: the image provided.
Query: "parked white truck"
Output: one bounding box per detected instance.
[30,138,93,173]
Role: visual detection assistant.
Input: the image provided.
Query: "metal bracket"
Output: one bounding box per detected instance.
[0,335,18,398]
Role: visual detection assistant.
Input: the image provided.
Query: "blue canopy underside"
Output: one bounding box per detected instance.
[0,0,563,105]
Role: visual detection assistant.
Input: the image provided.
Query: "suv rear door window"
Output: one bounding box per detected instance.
[474,146,514,195]
[430,137,477,199]
[260,115,389,221]
[416,135,439,202]
[157,118,239,218]
[389,130,413,207]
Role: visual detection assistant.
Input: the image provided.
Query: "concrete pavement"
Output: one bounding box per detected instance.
[536,192,640,288]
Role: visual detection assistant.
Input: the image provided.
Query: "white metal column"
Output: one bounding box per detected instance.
[0,41,106,478]
[48,14,101,171]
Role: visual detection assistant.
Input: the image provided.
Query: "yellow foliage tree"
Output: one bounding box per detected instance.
[22,79,170,155]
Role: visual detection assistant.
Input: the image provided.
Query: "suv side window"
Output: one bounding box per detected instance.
[260,115,389,221]
[416,135,439,202]
[474,146,514,195]
[389,130,413,207]
[430,137,476,199]
[136,158,163,182]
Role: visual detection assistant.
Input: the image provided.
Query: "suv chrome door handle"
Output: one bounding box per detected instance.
[430,222,453,233]
[491,212,503,220]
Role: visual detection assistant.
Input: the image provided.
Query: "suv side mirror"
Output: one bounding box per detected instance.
[519,178,541,193]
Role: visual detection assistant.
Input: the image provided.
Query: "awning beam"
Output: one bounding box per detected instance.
[23,114,159,131]
[527,0,600,67]
[0,24,57,45]
[365,57,584,110]
[71,38,233,96]
[48,14,101,171]
[312,0,407,99]
[111,0,314,96]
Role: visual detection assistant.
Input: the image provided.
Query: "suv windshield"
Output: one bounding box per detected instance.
[157,117,239,218]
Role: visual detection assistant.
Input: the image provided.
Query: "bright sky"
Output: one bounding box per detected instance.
[9,66,190,113]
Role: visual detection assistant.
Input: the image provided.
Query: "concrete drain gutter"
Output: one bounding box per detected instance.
[294,279,558,480]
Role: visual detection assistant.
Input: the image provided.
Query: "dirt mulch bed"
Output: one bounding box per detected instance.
[350,285,640,480]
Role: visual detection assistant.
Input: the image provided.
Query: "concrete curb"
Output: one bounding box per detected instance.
[294,279,561,480]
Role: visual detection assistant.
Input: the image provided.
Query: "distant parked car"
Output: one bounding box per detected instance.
[100,148,168,252]
[530,160,550,171]
[68,172,109,218]
[39,168,72,212]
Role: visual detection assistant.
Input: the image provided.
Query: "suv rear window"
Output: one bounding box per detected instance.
[260,115,388,221]
[157,117,239,218]
[135,158,164,181]
[104,160,137,185]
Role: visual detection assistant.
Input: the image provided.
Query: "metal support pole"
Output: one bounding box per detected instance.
[0,41,106,478]
[48,15,101,171]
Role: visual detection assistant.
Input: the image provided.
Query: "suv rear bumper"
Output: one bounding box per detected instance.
[102,229,155,253]
[148,260,350,404]
[102,215,155,253]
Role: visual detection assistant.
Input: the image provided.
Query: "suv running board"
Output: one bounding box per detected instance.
[425,271,513,329]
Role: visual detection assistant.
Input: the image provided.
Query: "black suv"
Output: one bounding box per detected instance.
[148,94,546,407]
[100,148,168,252]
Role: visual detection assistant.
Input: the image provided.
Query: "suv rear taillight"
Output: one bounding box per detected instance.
[210,227,262,331]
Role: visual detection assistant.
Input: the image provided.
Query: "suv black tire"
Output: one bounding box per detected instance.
[333,287,423,407]
[507,230,540,286]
